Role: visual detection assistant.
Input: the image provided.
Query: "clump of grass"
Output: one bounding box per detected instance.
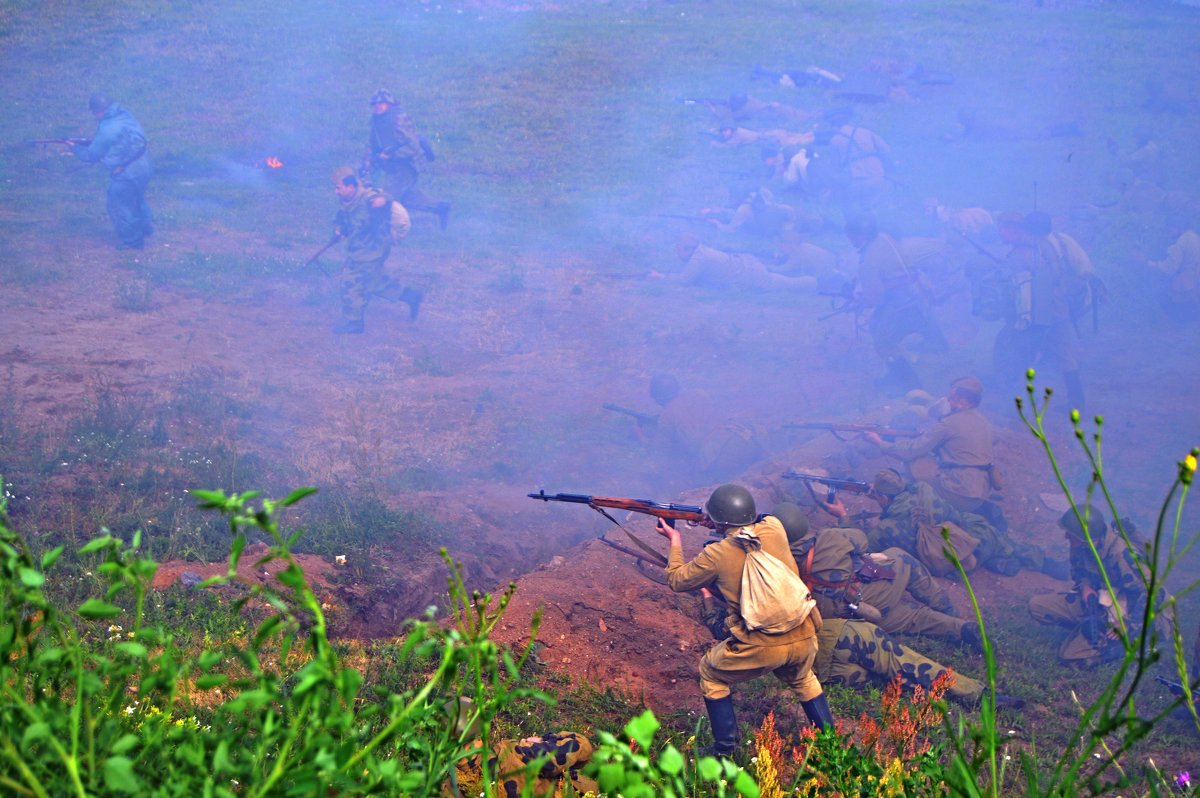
[113,277,154,311]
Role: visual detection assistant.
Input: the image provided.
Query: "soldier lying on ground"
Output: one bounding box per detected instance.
[774,502,980,648]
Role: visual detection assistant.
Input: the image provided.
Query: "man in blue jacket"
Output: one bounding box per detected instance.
[72,93,153,250]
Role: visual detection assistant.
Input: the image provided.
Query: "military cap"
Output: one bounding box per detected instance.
[1059,505,1106,539]
[950,375,984,404]
[330,166,357,186]
[369,89,396,105]
[873,468,906,497]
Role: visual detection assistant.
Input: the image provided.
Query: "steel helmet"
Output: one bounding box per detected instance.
[769,502,810,543]
[705,484,756,528]
[369,89,396,106]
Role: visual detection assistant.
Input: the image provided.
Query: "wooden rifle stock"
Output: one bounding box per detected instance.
[786,422,920,441]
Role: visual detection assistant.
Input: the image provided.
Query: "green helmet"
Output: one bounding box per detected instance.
[770,502,810,543]
[705,484,756,527]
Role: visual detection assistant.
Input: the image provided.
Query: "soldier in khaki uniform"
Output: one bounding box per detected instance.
[649,375,766,484]
[658,485,833,756]
[695,504,1022,708]
[329,167,421,334]
[864,376,1003,525]
[1029,507,1146,667]
[776,503,974,645]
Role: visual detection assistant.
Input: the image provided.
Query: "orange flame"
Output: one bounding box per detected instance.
[265,157,283,169]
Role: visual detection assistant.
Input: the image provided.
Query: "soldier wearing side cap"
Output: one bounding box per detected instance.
[863,376,1004,528]
[362,89,451,230]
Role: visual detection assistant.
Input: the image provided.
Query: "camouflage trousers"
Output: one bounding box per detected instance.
[1028,591,1121,666]
[340,257,402,322]
[817,619,984,705]
[859,548,965,641]
[698,619,823,702]
[452,731,597,798]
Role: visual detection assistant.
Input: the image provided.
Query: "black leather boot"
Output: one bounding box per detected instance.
[703,696,739,757]
[800,693,835,731]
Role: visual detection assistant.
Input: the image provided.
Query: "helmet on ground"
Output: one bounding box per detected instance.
[770,502,810,543]
[369,89,396,105]
[705,484,757,527]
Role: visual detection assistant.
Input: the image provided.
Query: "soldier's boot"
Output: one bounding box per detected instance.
[799,693,835,731]
[1064,370,1086,412]
[960,622,984,651]
[398,287,424,320]
[703,696,739,758]
[435,202,451,231]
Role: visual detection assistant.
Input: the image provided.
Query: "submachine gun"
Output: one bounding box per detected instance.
[782,471,872,503]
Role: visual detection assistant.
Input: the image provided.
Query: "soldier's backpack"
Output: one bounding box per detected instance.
[916,521,978,576]
[735,528,816,634]
[1048,232,1106,328]
[389,200,412,245]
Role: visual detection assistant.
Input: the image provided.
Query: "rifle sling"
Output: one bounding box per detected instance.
[590,504,669,566]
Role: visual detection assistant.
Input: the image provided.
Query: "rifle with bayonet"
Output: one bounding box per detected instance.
[528,490,710,570]
[528,490,708,528]
[782,471,873,502]
[785,422,920,441]
[602,403,659,428]
[28,137,91,148]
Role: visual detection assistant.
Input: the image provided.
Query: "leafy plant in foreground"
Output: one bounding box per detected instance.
[0,485,544,797]
[940,370,1199,797]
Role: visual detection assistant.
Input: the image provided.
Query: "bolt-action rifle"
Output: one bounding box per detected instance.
[528,489,710,567]
[785,422,920,441]
[782,471,873,502]
[28,137,91,148]
[528,490,708,529]
[303,235,341,277]
[602,403,659,428]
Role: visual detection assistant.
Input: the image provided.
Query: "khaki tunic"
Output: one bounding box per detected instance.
[667,518,822,701]
[792,530,963,640]
[879,406,993,509]
[1149,230,1200,304]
